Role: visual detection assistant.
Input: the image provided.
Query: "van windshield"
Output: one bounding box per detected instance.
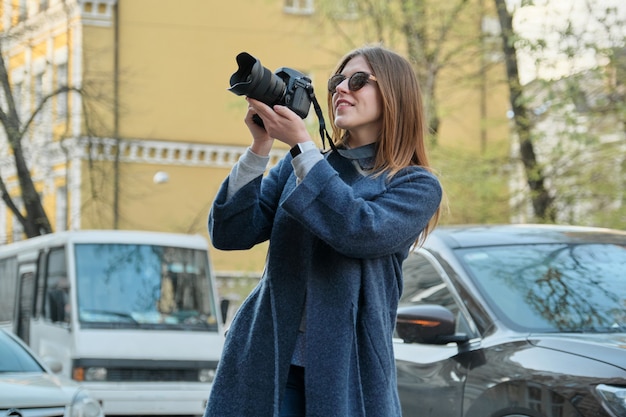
[75,243,218,331]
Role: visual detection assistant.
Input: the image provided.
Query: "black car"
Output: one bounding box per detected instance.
[395,224,626,417]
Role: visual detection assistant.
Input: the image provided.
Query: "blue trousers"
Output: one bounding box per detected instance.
[279,365,305,417]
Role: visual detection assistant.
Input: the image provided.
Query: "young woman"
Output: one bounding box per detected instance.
[205,45,442,417]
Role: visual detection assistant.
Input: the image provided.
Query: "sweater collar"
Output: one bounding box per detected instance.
[336,142,377,171]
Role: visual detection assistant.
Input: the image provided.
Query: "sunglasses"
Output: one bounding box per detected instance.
[328,72,377,94]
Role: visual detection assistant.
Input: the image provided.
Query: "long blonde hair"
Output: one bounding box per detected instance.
[327,45,441,244]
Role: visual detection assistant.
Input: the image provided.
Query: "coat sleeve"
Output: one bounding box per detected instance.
[208,157,292,250]
[281,161,442,259]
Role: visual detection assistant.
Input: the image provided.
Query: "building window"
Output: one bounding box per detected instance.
[481,16,502,63]
[284,0,314,15]
[56,186,67,232]
[56,63,68,119]
[34,72,44,123]
[12,82,23,120]
[331,0,357,19]
[18,0,27,22]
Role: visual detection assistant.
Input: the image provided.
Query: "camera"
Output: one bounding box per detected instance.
[228,52,313,125]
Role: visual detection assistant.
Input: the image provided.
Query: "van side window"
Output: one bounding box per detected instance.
[17,271,35,343]
[35,251,47,318]
[0,257,18,322]
[43,248,70,324]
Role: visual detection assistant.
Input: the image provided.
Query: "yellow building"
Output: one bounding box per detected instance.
[0,0,509,276]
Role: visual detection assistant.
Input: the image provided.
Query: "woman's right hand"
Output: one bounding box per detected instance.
[245,98,274,156]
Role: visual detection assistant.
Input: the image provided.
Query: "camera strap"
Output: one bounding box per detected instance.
[308,87,368,161]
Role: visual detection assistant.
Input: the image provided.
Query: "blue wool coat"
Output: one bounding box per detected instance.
[205,148,442,417]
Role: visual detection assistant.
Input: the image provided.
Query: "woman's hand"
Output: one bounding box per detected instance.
[246,98,312,148]
[245,98,274,156]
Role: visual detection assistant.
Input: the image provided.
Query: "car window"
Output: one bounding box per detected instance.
[0,332,43,373]
[401,252,472,335]
[458,243,626,333]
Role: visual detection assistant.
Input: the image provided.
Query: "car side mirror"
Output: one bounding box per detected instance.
[43,356,63,373]
[396,304,470,345]
[220,298,231,325]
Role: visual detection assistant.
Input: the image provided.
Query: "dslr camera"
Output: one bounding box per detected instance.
[228,52,313,124]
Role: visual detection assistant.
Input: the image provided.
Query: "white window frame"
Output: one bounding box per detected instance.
[284,0,314,15]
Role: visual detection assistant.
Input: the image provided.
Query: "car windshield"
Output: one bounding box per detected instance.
[75,243,218,331]
[0,332,43,373]
[458,243,626,333]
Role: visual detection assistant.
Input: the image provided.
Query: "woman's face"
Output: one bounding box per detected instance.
[331,55,383,146]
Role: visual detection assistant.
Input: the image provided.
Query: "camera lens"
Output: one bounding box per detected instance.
[228,52,286,106]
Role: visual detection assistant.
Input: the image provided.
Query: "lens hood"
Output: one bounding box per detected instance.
[228,52,285,105]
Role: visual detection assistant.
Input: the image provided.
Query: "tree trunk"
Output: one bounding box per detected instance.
[402,0,441,142]
[494,0,555,222]
[0,46,53,238]
[12,139,53,236]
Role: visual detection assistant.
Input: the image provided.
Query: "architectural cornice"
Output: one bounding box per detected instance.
[1,1,78,44]
[74,137,286,168]
[0,137,286,180]
[1,0,117,38]
[76,0,117,27]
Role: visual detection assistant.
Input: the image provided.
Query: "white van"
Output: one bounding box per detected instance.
[0,230,225,416]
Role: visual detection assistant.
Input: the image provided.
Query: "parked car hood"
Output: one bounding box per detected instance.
[0,373,75,408]
[529,333,626,371]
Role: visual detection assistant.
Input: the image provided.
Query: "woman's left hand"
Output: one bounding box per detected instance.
[247,98,312,147]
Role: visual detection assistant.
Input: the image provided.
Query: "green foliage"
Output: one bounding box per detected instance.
[311,0,626,229]
[430,143,511,225]
[523,57,626,229]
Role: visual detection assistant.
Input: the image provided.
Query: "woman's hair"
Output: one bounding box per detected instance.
[327,45,441,244]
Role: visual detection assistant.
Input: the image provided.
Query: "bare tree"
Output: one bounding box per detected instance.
[494,0,626,226]
[493,0,555,222]
[310,0,517,225]
[314,0,481,144]
[400,0,471,141]
[0,8,124,239]
[314,0,625,226]
[0,42,81,237]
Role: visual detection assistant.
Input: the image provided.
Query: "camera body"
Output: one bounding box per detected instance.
[228,52,313,123]
[272,67,313,119]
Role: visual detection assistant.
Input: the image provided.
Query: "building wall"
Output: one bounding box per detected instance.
[75,0,349,273]
[0,0,510,275]
[113,0,339,145]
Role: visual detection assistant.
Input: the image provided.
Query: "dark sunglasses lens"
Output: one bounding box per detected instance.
[328,75,345,93]
[348,73,369,91]
[328,72,372,93]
